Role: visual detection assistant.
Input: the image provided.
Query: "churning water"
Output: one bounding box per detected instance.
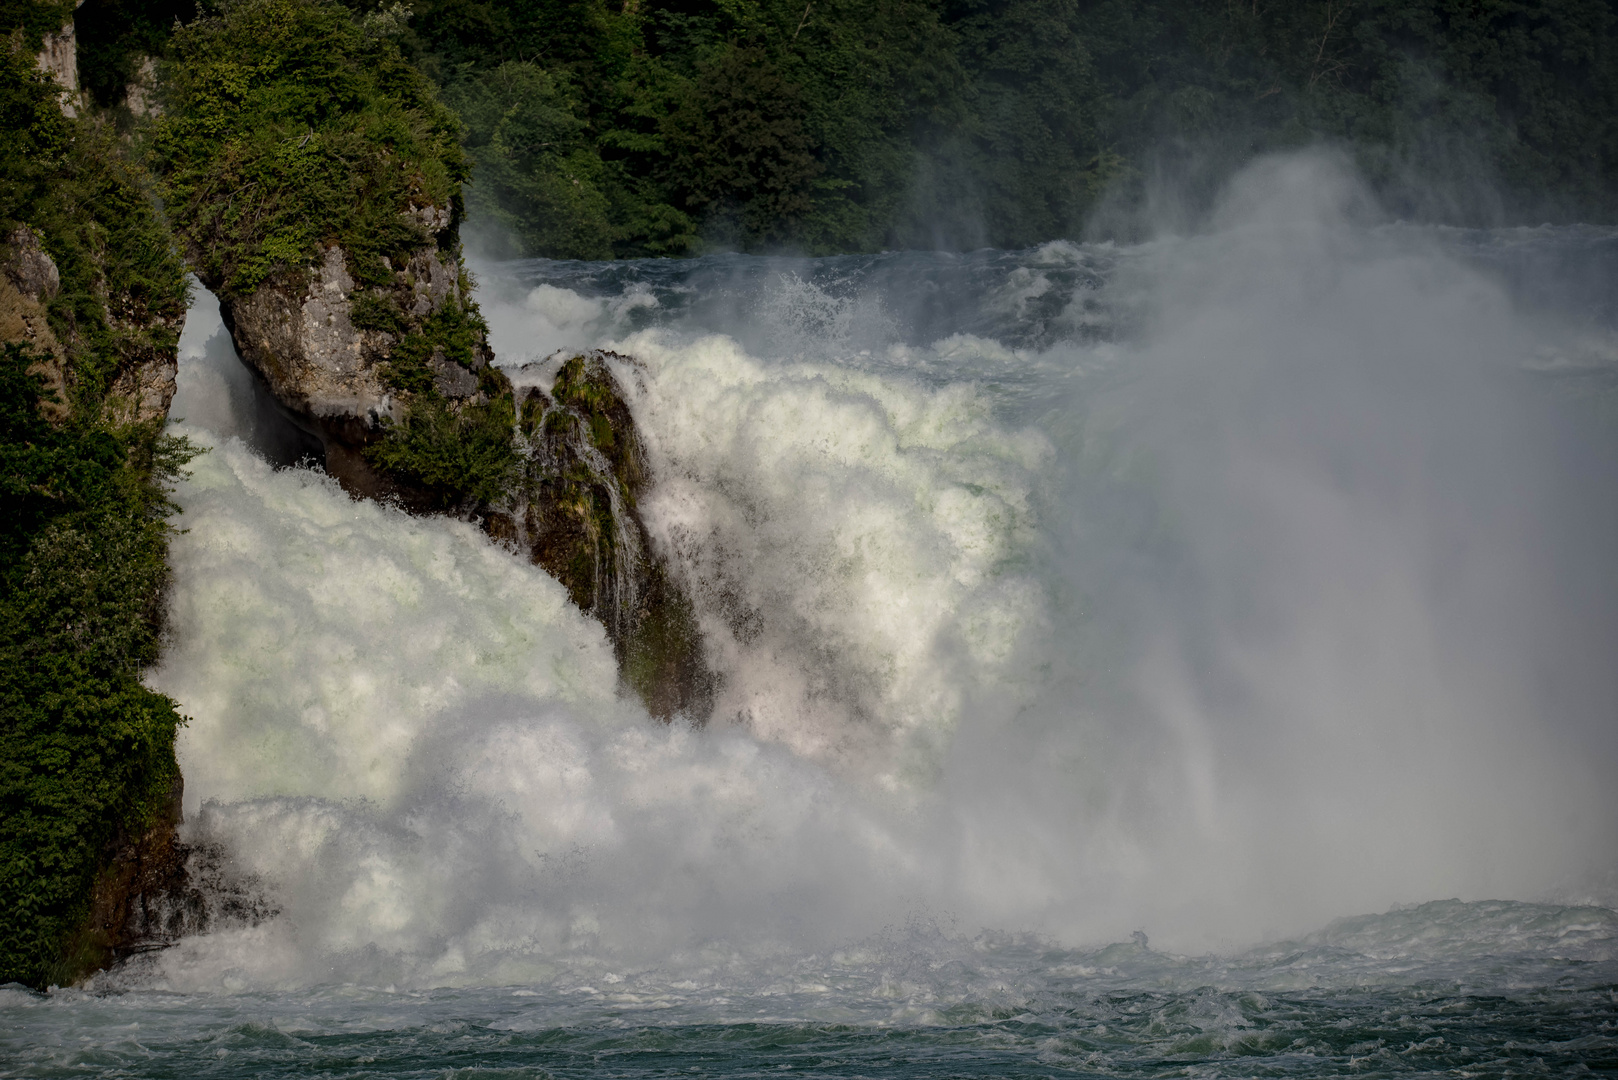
[5,154,1618,1076]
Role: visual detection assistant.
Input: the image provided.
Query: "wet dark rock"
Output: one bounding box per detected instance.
[56,777,275,984]
[500,352,715,721]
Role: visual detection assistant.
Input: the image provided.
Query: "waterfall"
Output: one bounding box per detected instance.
[113,152,1618,997]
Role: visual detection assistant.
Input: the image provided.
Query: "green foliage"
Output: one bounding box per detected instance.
[0,44,189,411]
[394,0,1618,255]
[0,41,193,986]
[0,344,198,988]
[348,287,408,335]
[0,1,78,52]
[366,392,519,507]
[154,0,468,295]
[654,43,819,246]
[441,62,618,259]
[1067,0,1618,225]
[376,294,489,392]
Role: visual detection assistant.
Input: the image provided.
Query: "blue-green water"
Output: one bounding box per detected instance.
[6,901,1617,1077]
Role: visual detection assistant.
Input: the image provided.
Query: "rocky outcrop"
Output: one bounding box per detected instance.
[34,5,82,118]
[209,222,713,718]
[0,227,69,418]
[215,228,489,498]
[105,346,178,426]
[124,55,158,119]
[1,226,179,426]
[501,352,714,720]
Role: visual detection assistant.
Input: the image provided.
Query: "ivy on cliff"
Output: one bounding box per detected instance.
[0,42,193,988]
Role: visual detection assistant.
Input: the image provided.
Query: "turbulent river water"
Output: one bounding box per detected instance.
[6,155,1618,1077]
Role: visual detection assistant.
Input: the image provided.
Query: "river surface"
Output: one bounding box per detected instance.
[4,154,1617,1078]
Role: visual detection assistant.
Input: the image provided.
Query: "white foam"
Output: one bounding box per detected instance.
[138,151,1618,991]
[608,331,1054,784]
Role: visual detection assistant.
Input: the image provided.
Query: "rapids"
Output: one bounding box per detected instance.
[5,152,1616,1077]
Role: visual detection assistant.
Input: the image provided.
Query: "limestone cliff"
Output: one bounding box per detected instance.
[208,214,490,500]
[34,3,82,117]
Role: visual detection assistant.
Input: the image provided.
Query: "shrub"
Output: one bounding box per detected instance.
[154,0,467,295]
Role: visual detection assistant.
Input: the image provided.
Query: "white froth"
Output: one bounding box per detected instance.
[134,152,1618,993]
[602,331,1053,783]
[151,433,626,812]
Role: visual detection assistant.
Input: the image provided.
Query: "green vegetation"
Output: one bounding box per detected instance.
[154,0,519,509]
[54,0,1618,255]
[521,355,712,719]
[398,0,1618,254]
[0,41,194,986]
[153,0,467,295]
[368,393,520,506]
[376,292,490,392]
[0,1,77,53]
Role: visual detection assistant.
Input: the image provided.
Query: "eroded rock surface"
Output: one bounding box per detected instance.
[214,228,492,498]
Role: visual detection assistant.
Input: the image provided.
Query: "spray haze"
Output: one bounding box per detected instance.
[131,151,1618,993]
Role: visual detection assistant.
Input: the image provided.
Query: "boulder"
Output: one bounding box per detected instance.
[214,230,491,498]
[208,227,714,721]
[504,352,714,720]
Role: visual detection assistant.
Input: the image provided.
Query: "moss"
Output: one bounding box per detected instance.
[549,352,643,498]
[521,355,712,720]
[0,46,188,414]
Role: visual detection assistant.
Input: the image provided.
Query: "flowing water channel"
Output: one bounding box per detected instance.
[4,153,1618,1078]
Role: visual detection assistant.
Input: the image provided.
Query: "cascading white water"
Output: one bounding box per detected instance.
[122,153,1618,997]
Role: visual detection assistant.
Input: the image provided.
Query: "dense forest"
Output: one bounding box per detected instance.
[72,0,1618,258]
